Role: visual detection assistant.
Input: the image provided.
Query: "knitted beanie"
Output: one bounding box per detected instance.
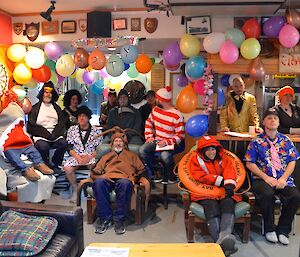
[156,86,172,102]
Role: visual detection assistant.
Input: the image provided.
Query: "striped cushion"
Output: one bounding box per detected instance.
[0,210,58,256]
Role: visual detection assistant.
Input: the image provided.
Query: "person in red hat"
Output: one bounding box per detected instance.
[139,86,185,183]
[190,135,240,256]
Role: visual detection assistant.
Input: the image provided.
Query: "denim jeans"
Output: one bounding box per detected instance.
[139,141,185,180]
[92,178,133,222]
[4,145,44,172]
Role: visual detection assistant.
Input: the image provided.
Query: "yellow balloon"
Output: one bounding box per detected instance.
[7,44,26,62]
[12,85,26,102]
[70,70,77,78]
[13,63,32,84]
[180,34,201,58]
[240,38,261,60]
[23,78,38,91]
[56,54,75,77]
[57,94,64,109]
[108,81,122,93]
[76,68,85,84]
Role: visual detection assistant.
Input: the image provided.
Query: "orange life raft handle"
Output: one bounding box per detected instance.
[178,149,246,199]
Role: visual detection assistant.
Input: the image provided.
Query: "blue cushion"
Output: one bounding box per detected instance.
[190,201,250,219]
[0,210,58,256]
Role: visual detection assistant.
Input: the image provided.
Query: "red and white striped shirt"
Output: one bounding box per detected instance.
[145,106,185,145]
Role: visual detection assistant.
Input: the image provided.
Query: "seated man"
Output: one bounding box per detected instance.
[190,136,239,256]
[64,106,102,203]
[245,108,300,245]
[91,132,146,235]
[99,88,117,129]
[0,90,53,182]
[105,89,143,145]
[27,82,68,174]
[139,86,185,183]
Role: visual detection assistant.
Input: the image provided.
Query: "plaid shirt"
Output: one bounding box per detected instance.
[244,132,299,187]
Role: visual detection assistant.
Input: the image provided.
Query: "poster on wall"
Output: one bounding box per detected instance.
[279,46,300,73]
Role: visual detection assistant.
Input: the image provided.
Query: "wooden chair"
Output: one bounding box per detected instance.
[77,176,150,225]
[180,185,252,243]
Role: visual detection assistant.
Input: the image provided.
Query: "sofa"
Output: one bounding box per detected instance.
[0,200,84,257]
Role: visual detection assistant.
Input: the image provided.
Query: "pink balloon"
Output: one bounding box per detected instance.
[103,87,109,100]
[279,24,300,48]
[99,68,109,78]
[56,72,65,84]
[193,79,207,95]
[219,40,239,64]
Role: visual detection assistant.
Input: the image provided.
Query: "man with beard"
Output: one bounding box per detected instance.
[91,132,146,235]
[27,82,68,174]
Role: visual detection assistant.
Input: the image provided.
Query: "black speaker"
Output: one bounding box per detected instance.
[87,11,111,38]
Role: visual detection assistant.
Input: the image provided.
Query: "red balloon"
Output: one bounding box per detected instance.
[32,65,51,83]
[242,18,261,38]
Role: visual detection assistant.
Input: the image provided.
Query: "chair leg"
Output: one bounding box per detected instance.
[242,214,251,243]
[87,198,96,224]
[135,186,145,225]
[186,212,195,243]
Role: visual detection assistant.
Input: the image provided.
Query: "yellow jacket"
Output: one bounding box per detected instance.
[220,92,260,132]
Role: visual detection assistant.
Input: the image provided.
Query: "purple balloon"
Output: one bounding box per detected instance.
[176,74,188,87]
[263,16,285,38]
[163,41,183,67]
[44,42,63,61]
[82,71,95,85]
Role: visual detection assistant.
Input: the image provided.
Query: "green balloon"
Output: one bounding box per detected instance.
[127,64,139,78]
[225,28,245,48]
[45,59,56,71]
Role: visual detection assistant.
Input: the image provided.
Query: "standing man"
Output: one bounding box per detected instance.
[27,82,68,174]
[99,88,117,128]
[139,86,185,183]
[245,108,300,245]
[92,132,147,235]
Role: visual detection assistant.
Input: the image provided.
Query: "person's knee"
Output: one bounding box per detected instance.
[35,140,50,151]
[119,178,133,189]
[93,178,108,188]
[58,139,68,150]
[257,190,274,201]
[160,152,173,163]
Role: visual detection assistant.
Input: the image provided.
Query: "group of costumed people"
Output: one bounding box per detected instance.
[1,74,300,256]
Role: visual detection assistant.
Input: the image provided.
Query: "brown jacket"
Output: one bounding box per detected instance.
[92,149,146,182]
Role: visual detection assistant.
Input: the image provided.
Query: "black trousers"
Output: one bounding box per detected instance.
[198,198,235,220]
[252,179,300,236]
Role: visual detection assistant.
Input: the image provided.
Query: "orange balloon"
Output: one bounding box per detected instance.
[88,49,106,70]
[32,65,51,83]
[176,84,198,113]
[135,54,153,74]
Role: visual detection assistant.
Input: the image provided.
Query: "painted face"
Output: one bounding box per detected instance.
[43,91,52,103]
[263,115,279,130]
[113,137,124,153]
[204,146,217,160]
[231,78,245,96]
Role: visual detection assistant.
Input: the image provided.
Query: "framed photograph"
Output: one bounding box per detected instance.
[234,17,253,29]
[41,21,59,35]
[131,18,141,31]
[78,19,87,32]
[113,18,127,31]
[186,16,211,35]
[61,20,76,34]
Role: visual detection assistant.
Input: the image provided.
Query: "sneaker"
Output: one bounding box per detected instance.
[278,234,289,245]
[168,177,179,184]
[219,235,236,255]
[114,221,126,235]
[52,165,63,176]
[34,163,54,175]
[95,218,112,234]
[265,231,278,243]
[23,167,40,181]
[152,175,163,183]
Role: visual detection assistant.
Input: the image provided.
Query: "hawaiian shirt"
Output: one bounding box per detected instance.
[244,132,299,187]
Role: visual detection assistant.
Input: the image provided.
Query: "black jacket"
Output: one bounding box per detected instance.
[27,102,66,140]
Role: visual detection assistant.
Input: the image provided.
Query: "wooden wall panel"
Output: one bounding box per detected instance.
[151,63,165,91]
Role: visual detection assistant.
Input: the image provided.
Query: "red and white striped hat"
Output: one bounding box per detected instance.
[156,86,172,102]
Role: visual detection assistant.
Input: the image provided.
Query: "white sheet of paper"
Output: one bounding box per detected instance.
[224,132,252,138]
[81,246,130,257]
[155,144,175,151]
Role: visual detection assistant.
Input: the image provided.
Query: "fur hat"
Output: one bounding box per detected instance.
[110,132,128,149]
[156,86,172,102]
[37,81,59,103]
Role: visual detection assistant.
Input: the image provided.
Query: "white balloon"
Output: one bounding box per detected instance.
[25,47,45,69]
[203,32,225,54]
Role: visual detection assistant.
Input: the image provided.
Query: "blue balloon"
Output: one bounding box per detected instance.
[91,79,105,95]
[221,74,230,87]
[120,44,139,64]
[124,63,130,71]
[185,56,206,80]
[218,88,225,107]
[186,114,208,138]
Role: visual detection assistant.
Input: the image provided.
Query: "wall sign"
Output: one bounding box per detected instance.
[279,46,300,73]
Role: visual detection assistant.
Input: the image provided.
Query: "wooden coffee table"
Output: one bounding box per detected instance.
[88,243,225,257]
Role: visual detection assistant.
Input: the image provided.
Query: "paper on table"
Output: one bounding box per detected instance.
[81,246,130,257]
[224,132,252,138]
[155,143,174,151]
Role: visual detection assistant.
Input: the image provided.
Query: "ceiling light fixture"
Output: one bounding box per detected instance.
[40,1,56,22]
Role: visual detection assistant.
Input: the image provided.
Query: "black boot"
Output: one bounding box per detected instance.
[207,217,220,242]
[217,213,237,256]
